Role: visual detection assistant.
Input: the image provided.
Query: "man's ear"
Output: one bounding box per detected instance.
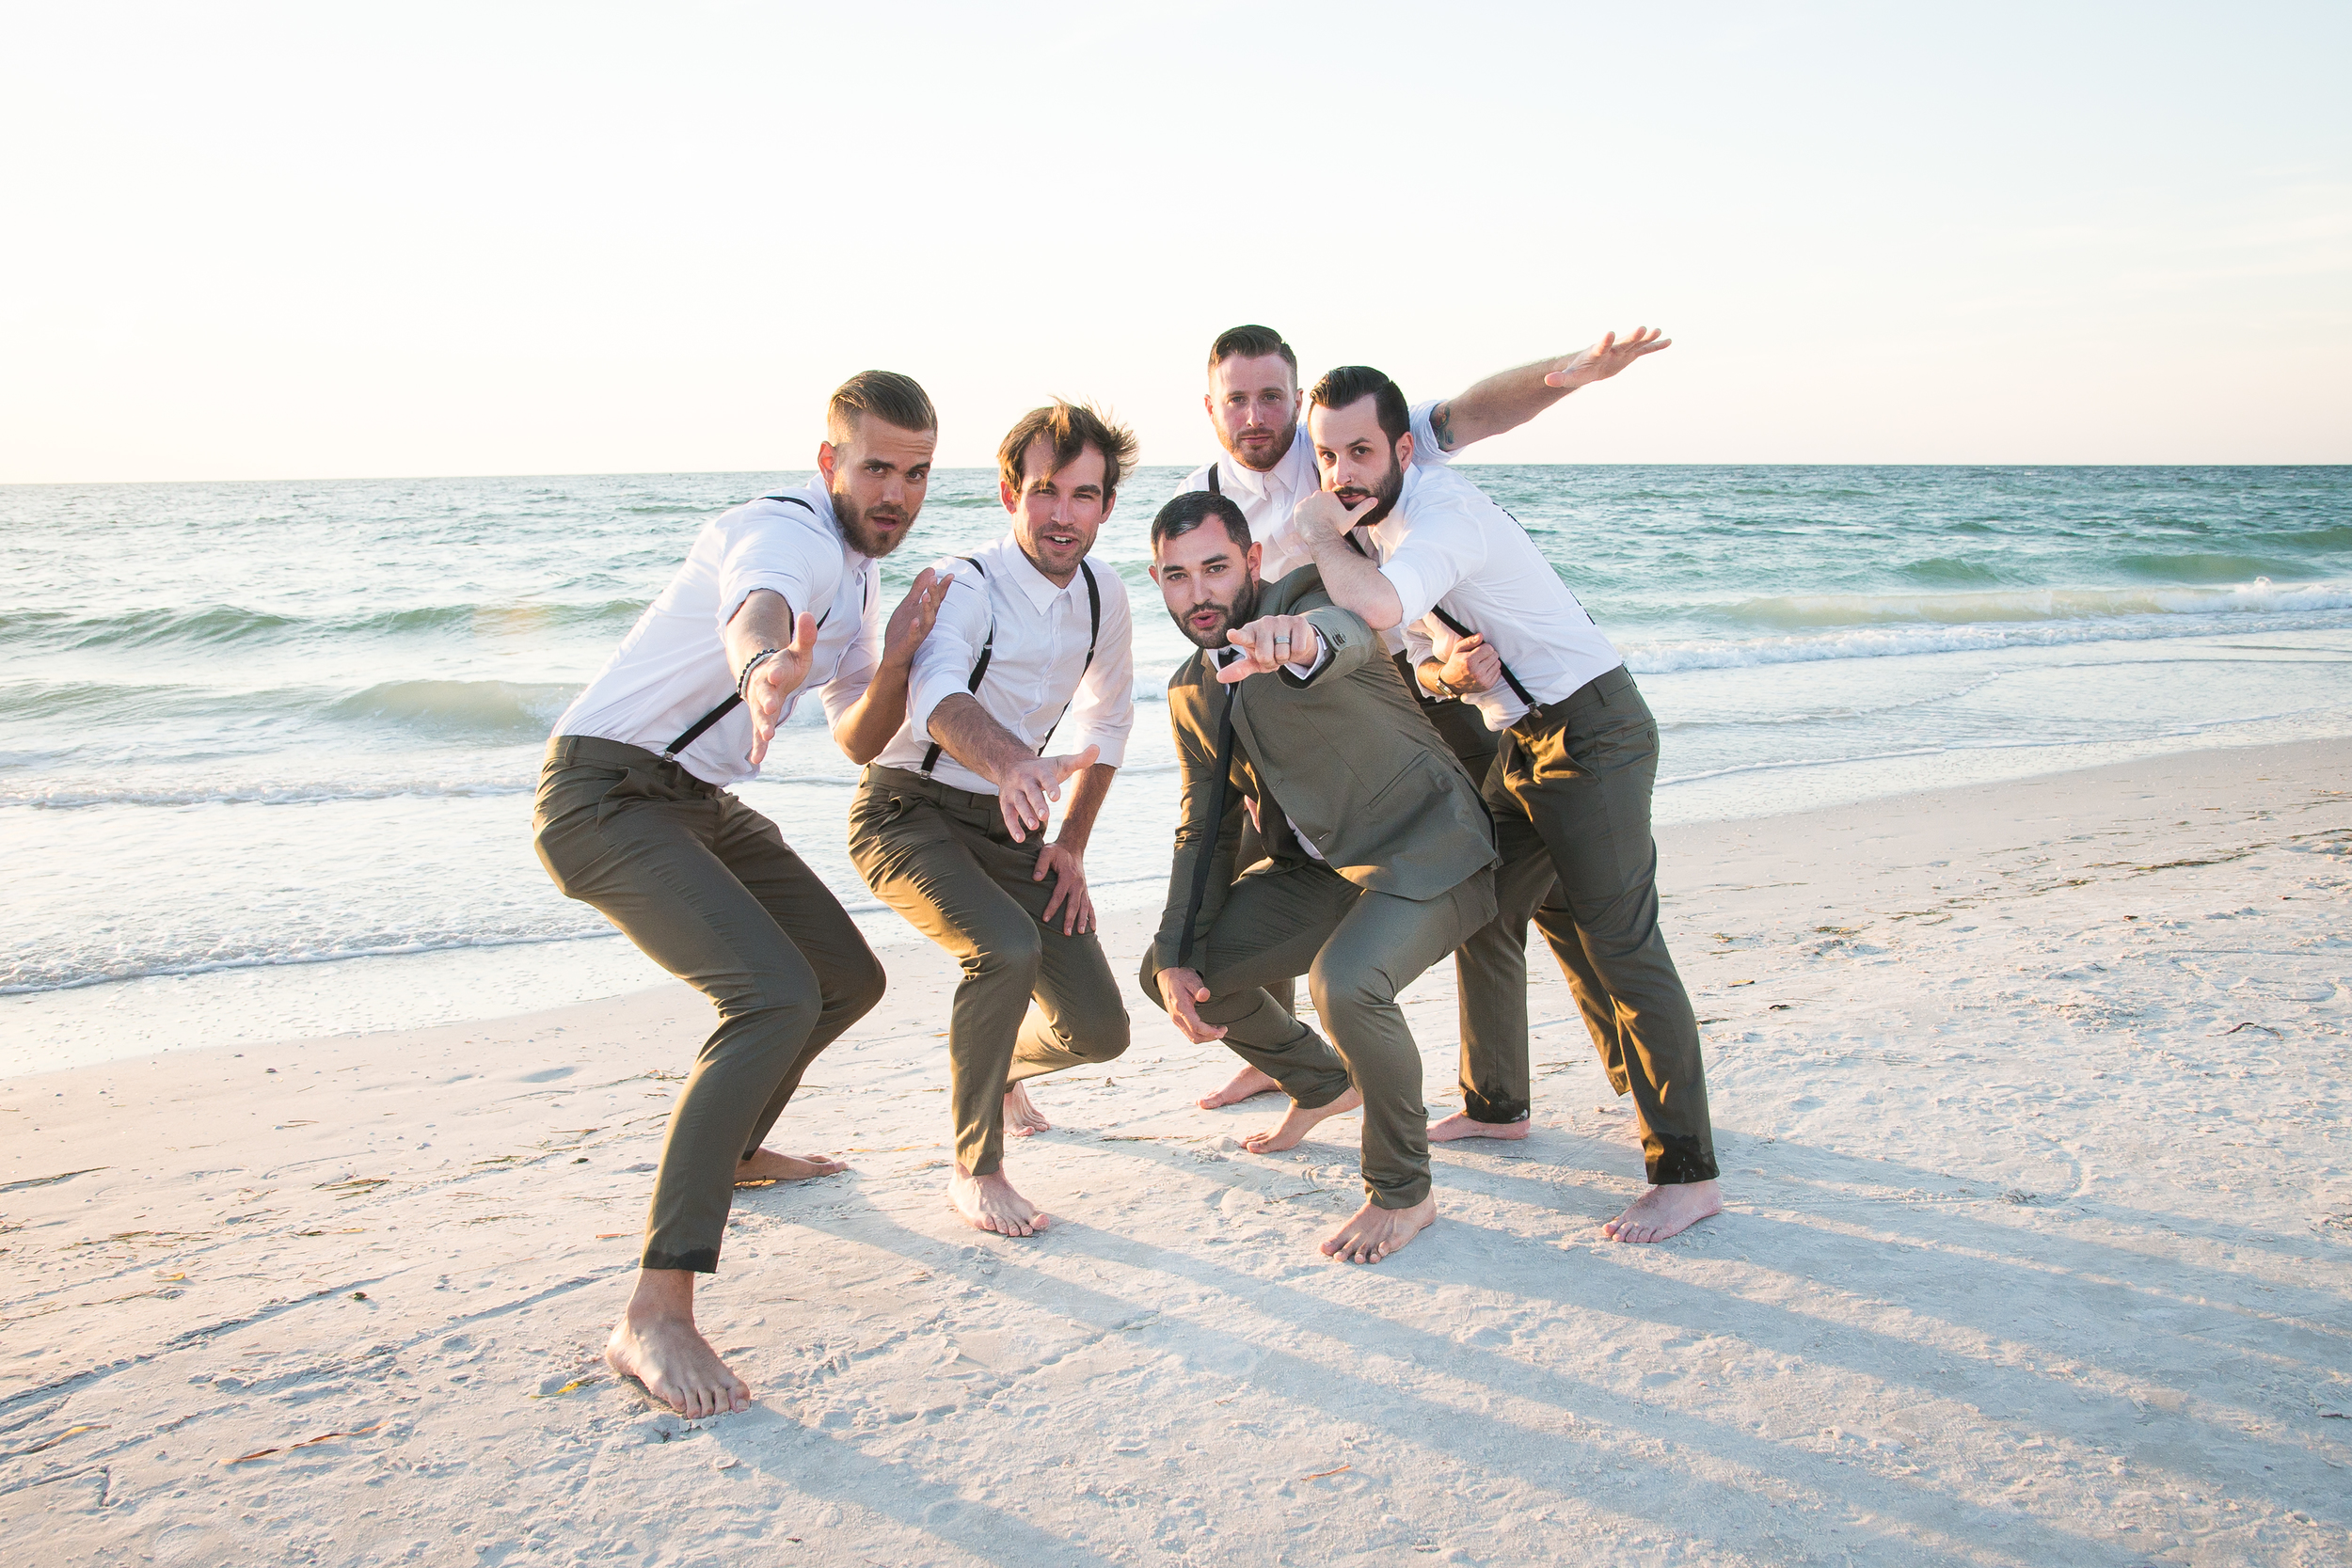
[1395,431,1416,468]
[999,476,1020,514]
[818,441,839,485]
[1246,540,1263,578]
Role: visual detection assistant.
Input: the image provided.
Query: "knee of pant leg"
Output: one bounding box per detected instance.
[727,974,823,1039]
[835,950,887,1023]
[964,918,1042,987]
[1306,956,1393,1021]
[1078,1007,1131,1065]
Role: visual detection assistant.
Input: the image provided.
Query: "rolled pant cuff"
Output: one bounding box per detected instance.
[1462,1090,1530,1125]
[642,1245,720,1274]
[1366,1180,1432,1211]
[1646,1139,1720,1186]
[1288,1075,1355,1112]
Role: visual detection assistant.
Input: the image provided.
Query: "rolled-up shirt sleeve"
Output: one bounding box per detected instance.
[716,500,833,628]
[1408,399,1453,467]
[1379,501,1484,630]
[1056,570,1134,768]
[903,565,993,742]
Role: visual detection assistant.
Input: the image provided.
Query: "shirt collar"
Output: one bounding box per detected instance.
[993,531,1082,612]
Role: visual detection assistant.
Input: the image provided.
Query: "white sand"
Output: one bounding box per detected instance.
[3,739,2346,1566]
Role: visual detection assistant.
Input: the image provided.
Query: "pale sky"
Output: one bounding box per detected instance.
[3,1,2345,482]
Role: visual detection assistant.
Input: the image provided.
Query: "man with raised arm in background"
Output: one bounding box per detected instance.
[533,372,952,1417]
[1288,352,1724,1244]
[1143,489,1499,1264]
[1176,325,1673,1147]
[849,402,1138,1241]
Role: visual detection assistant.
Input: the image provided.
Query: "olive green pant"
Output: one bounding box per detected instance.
[1418,684,1603,1125]
[848,766,1130,1180]
[532,736,886,1274]
[1141,860,1497,1211]
[1486,668,1718,1184]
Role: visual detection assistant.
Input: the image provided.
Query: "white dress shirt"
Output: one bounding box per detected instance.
[878,531,1135,796]
[1178,400,1451,583]
[1368,464,1622,731]
[550,482,882,785]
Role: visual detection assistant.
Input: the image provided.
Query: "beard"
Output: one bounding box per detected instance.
[1328,447,1404,531]
[1224,410,1299,473]
[833,485,911,559]
[1176,575,1263,652]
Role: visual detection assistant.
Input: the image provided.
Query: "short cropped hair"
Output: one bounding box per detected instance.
[1151,490,1249,554]
[828,370,937,443]
[1309,365,1410,448]
[1207,325,1298,376]
[998,400,1140,499]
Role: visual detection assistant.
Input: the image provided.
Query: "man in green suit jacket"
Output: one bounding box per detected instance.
[1141,490,1499,1264]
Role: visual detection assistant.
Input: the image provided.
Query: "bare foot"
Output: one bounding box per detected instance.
[735,1148,848,1184]
[1198,1063,1280,1109]
[604,1270,751,1418]
[1321,1193,1438,1264]
[1242,1086,1362,1155]
[948,1165,1051,1238]
[1602,1179,1724,1243]
[1428,1111,1530,1143]
[1004,1081,1051,1138]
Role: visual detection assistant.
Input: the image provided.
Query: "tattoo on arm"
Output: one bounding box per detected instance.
[1431,401,1457,452]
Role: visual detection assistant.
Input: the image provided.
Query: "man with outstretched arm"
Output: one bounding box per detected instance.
[532,371,951,1417]
[1140,490,1499,1264]
[1176,324,1671,1120]
[849,402,1137,1241]
[1292,357,1724,1244]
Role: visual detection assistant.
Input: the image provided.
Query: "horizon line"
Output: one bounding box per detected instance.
[8,459,2351,489]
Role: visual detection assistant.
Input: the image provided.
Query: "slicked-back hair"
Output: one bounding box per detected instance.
[1151,490,1249,554]
[1207,325,1297,376]
[998,400,1141,500]
[1310,365,1409,448]
[828,370,938,443]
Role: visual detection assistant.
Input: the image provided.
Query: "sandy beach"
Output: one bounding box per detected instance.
[2,737,2345,1566]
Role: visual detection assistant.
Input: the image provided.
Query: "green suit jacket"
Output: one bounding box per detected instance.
[1152,567,1499,972]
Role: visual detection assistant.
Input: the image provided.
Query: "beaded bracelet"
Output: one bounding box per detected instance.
[736,647,782,700]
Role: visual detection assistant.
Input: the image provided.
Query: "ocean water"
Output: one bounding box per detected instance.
[5,465,2348,1070]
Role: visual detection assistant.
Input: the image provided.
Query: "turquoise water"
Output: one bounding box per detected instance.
[4,466,2347,1064]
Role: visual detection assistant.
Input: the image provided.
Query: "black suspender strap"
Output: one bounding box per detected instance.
[1340,527,1539,711]
[920,557,991,777]
[661,495,821,760]
[1425,603,1538,709]
[1175,654,1241,972]
[921,558,1102,777]
[1205,463,1220,496]
[1033,560,1101,753]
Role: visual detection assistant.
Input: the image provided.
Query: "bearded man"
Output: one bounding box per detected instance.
[533,371,952,1416]
[1142,490,1499,1265]
[1293,358,1724,1245]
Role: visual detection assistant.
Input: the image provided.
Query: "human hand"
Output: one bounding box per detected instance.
[880,567,951,671]
[1032,840,1095,935]
[745,610,819,768]
[1292,487,1367,545]
[1157,966,1226,1042]
[995,744,1100,843]
[1544,326,1672,392]
[1216,614,1322,682]
[1438,632,1502,695]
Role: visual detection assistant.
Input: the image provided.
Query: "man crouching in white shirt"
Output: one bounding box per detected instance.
[533,371,954,1416]
[847,401,1138,1240]
[1294,354,1725,1246]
